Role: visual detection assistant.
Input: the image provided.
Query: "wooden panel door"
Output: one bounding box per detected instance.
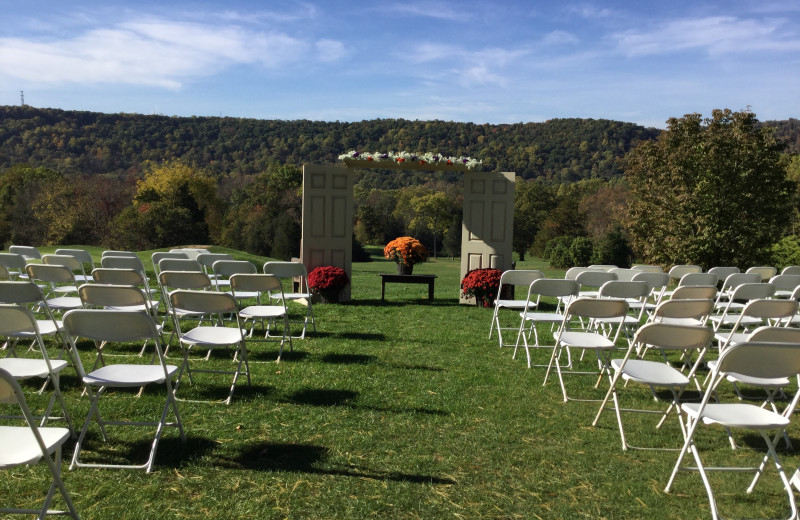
[460,171,515,304]
[300,165,353,301]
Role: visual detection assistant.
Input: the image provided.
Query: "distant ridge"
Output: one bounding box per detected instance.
[0,105,795,182]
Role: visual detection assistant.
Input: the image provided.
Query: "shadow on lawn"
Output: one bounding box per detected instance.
[225,442,455,485]
[286,387,447,416]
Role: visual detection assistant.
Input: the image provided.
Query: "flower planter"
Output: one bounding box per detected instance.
[316,288,342,304]
[396,263,414,275]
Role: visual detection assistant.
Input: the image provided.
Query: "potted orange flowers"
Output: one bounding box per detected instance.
[384,236,428,275]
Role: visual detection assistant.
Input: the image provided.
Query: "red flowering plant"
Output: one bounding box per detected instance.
[461,268,503,307]
[384,236,428,266]
[307,266,350,293]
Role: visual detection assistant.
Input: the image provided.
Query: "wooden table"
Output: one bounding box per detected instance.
[379,274,437,301]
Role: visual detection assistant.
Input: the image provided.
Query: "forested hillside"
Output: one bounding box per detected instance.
[0,105,664,184]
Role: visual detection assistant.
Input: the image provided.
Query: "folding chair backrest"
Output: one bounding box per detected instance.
[632,271,670,293]
[152,251,188,275]
[575,270,617,290]
[0,280,45,304]
[769,274,800,293]
[159,271,212,291]
[42,254,82,272]
[230,273,283,295]
[27,263,75,284]
[101,255,147,275]
[588,265,617,272]
[746,266,778,282]
[609,268,638,281]
[197,253,234,271]
[102,250,138,258]
[213,260,257,278]
[498,269,545,288]
[633,322,714,351]
[670,285,717,300]
[749,326,800,343]
[738,298,798,321]
[79,284,148,309]
[64,308,159,344]
[263,261,306,279]
[158,258,202,273]
[709,266,740,280]
[631,264,663,273]
[170,290,237,315]
[720,272,761,292]
[92,268,145,286]
[729,282,775,302]
[715,341,800,380]
[0,304,39,336]
[653,298,714,321]
[55,248,94,268]
[566,297,628,319]
[0,264,8,280]
[782,266,800,276]
[0,253,27,273]
[529,278,579,299]
[598,280,649,300]
[169,248,210,260]
[678,272,718,287]
[564,267,591,280]
[668,264,702,281]
[9,245,41,261]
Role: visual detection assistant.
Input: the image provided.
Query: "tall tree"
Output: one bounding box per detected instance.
[626,109,792,269]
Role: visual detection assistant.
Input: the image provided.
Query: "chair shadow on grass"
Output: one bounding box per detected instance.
[319,353,445,372]
[221,442,455,485]
[69,431,216,470]
[342,298,462,308]
[285,387,447,416]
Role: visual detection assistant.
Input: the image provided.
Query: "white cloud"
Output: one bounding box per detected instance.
[379,2,472,22]
[542,30,579,46]
[615,16,800,56]
[0,16,343,88]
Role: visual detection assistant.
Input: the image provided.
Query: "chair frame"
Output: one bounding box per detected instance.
[488,270,544,348]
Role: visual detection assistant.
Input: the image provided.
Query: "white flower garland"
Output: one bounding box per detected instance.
[338,150,482,170]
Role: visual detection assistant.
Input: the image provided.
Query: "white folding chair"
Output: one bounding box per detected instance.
[92,268,157,317]
[25,264,83,315]
[64,309,184,472]
[746,266,778,282]
[263,261,315,338]
[151,251,188,278]
[0,367,80,519]
[42,254,91,286]
[55,249,95,282]
[714,272,762,310]
[213,260,256,293]
[592,322,714,451]
[669,285,717,301]
[0,305,73,434]
[488,269,544,348]
[514,279,579,368]
[0,253,29,280]
[230,273,292,362]
[169,290,250,405]
[544,297,629,402]
[0,281,69,360]
[709,283,776,333]
[196,253,234,289]
[769,274,800,299]
[665,341,800,520]
[596,280,651,345]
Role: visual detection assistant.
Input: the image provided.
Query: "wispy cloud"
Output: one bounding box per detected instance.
[379,2,472,22]
[614,16,800,56]
[567,4,614,20]
[0,16,345,88]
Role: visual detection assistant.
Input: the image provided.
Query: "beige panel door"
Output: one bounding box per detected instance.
[460,171,515,304]
[301,165,353,301]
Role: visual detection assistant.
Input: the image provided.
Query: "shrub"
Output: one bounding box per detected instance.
[771,235,800,270]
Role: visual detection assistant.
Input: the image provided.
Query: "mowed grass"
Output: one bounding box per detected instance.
[4,246,800,519]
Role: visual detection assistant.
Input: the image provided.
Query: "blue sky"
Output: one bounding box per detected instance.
[1,0,798,128]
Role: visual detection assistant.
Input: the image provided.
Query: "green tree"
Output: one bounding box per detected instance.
[513,179,555,260]
[626,109,793,269]
[409,192,455,258]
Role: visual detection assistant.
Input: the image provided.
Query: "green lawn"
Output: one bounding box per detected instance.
[4,246,800,519]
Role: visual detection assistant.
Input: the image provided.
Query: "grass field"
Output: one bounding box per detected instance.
[3,246,800,519]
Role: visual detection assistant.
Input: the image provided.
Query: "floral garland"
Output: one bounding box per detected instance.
[461,268,502,308]
[339,150,482,170]
[308,266,350,292]
[384,236,428,266]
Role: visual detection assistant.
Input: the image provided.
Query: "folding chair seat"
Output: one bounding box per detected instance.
[488,269,545,348]
[665,341,800,520]
[230,273,292,361]
[544,297,629,402]
[9,245,42,262]
[42,254,91,286]
[746,266,778,282]
[514,279,579,368]
[0,252,31,280]
[169,290,250,405]
[0,367,80,519]
[769,274,800,298]
[64,309,184,472]
[0,305,73,434]
[263,261,315,339]
[593,322,714,450]
[212,259,256,293]
[25,264,83,315]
